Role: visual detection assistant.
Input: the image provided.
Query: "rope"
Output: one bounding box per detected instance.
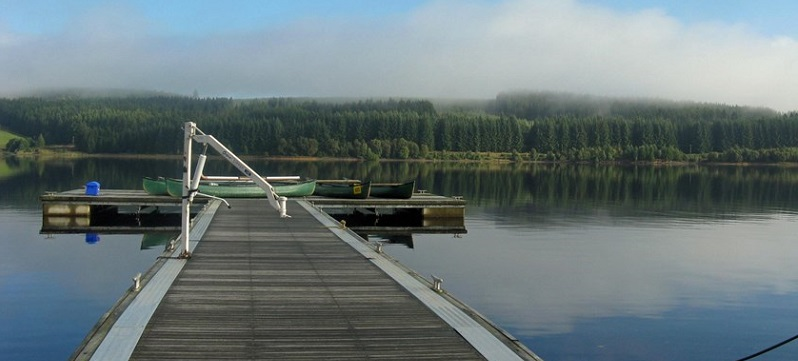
[735,334,798,361]
[180,188,200,199]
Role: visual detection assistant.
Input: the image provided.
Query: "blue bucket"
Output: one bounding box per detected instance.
[85,181,100,196]
[85,233,100,244]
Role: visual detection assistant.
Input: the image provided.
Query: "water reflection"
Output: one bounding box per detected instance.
[4,156,798,360]
[140,232,178,250]
[361,234,416,249]
[384,208,798,360]
[4,157,798,212]
[0,209,164,360]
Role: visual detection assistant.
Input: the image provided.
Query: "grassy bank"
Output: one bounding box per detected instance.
[0,128,22,149]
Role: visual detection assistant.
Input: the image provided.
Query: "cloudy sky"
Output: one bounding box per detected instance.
[1,0,797,111]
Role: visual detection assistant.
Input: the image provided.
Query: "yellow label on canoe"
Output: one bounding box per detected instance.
[353,185,362,194]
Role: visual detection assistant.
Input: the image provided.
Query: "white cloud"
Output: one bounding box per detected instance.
[1,0,797,111]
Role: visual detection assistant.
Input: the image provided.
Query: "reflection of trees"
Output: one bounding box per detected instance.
[6,158,798,215]
[0,156,31,180]
[172,160,798,212]
[0,157,183,209]
[517,164,798,219]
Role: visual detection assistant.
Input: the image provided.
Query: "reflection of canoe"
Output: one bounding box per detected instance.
[142,176,169,196]
[140,232,177,250]
[165,178,316,198]
[370,180,415,199]
[314,181,371,199]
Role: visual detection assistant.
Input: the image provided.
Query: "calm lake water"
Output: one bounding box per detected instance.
[2,157,798,360]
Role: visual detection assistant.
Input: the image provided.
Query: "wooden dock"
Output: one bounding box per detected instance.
[72,199,539,360]
[307,192,465,218]
[40,189,200,216]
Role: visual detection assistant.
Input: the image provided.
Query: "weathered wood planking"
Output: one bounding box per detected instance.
[307,193,465,212]
[40,189,193,207]
[129,199,486,360]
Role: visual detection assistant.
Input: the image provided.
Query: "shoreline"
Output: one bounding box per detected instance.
[6,150,798,167]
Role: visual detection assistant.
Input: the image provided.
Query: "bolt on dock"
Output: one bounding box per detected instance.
[70,198,541,361]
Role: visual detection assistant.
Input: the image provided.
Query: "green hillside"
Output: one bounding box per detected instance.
[0,128,23,149]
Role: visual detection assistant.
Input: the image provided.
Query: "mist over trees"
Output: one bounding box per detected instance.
[0,91,796,162]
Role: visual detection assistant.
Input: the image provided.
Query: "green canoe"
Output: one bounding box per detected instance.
[142,176,169,196]
[313,181,371,199]
[165,177,316,198]
[370,180,416,199]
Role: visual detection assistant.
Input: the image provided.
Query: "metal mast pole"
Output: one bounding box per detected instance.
[179,122,195,258]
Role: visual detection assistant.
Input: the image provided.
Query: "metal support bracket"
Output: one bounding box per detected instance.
[179,122,290,257]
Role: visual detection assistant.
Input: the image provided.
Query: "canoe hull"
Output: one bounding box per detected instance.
[314,181,371,199]
[165,178,316,198]
[270,180,317,197]
[142,177,169,196]
[370,180,415,199]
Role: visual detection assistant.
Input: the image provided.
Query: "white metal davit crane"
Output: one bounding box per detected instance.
[178,122,289,258]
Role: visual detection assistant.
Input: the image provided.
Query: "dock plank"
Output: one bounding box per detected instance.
[129,199,486,360]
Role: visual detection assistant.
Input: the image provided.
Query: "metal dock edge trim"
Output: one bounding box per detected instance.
[298,200,541,361]
[71,200,222,361]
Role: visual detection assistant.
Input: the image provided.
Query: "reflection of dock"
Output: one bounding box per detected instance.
[40,189,466,235]
[72,199,537,360]
[39,189,207,233]
[360,234,416,248]
[40,189,203,233]
[310,193,466,234]
[41,214,184,234]
[323,204,466,235]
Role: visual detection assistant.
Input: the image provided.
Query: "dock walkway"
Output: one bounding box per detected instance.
[79,199,534,360]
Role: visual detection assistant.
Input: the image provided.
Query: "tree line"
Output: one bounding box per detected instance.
[0,96,522,158]
[524,115,798,162]
[1,92,797,162]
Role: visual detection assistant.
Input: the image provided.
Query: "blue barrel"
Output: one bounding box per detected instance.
[85,181,100,196]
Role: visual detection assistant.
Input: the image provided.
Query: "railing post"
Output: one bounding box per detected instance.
[132,273,142,291]
[432,275,444,293]
[278,196,288,218]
